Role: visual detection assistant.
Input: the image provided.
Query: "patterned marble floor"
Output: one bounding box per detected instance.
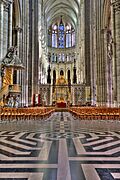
[0,112,120,179]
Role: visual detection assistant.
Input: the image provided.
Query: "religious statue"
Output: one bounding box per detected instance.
[2,46,17,65]
[56,75,67,85]
[8,96,14,107]
[15,95,20,108]
[107,30,113,61]
[1,46,23,68]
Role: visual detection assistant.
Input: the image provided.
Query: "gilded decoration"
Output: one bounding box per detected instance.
[0,47,24,107]
[53,75,71,105]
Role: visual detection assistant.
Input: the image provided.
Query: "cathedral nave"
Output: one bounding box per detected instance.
[0,0,120,179]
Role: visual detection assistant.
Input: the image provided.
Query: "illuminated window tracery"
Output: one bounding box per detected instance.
[48,18,75,49]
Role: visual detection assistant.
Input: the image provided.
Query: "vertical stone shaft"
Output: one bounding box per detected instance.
[0,2,4,89]
[112,1,120,106]
[90,0,97,105]
[8,1,13,47]
[0,2,4,60]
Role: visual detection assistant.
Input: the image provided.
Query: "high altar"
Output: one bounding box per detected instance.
[52,75,71,107]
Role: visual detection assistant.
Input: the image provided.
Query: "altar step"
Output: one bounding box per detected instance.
[55,108,69,112]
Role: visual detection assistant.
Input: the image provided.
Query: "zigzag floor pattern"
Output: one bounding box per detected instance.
[0,112,120,179]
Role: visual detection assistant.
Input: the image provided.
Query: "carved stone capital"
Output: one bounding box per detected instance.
[13,26,23,33]
[112,0,120,12]
[1,0,12,12]
[3,1,10,12]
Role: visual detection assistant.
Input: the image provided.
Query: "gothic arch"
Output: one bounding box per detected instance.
[53,69,56,85]
[60,69,64,76]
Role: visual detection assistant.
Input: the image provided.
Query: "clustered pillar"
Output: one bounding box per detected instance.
[112,1,120,106]
[0,0,12,89]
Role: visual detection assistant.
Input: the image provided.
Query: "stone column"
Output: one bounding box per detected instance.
[20,0,29,107]
[15,27,22,85]
[3,0,10,57]
[8,0,13,47]
[80,1,85,84]
[101,28,112,107]
[31,0,35,97]
[84,0,91,87]
[31,0,39,100]
[111,2,117,106]
[106,30,113,107]
[0,0,12,89]
[95,0,107,107]
[112,0,120,106]
[90,0,97,106]
[0,2,4,89]
[0,2,4,60]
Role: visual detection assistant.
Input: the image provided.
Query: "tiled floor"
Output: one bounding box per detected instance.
[0,112,120,179]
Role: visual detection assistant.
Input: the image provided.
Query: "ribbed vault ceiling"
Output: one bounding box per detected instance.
[43,0,80,28]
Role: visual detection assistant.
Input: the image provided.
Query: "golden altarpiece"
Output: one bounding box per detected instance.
[52,75,71,107]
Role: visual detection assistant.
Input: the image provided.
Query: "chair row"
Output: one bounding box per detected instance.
[0,107,55,121]
[69,107,120,120]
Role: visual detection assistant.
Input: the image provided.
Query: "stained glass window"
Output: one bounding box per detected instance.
[72,31,75,47]
[48,19,75,49]
[52,31,57,48]
[66,31,72,48]
[59,23,64,48]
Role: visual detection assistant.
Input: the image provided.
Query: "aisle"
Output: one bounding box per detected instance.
[0,112,119,179]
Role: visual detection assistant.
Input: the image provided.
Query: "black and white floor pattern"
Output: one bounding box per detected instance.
[0,112,120,179]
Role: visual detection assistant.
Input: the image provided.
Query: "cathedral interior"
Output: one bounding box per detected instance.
[0,0,120,179]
